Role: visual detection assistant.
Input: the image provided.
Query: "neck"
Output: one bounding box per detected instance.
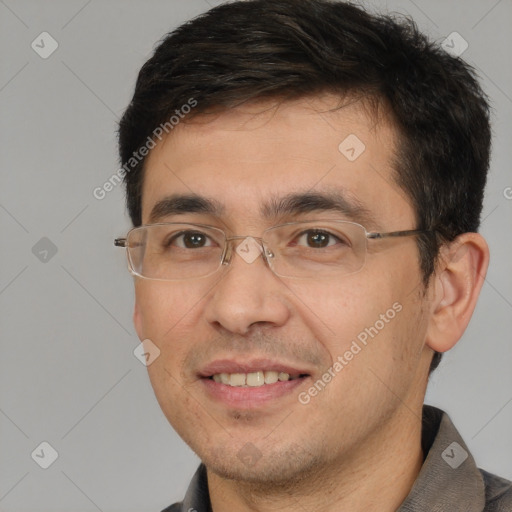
[208,404,425,512]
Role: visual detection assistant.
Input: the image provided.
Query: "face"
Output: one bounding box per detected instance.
[133,95,434,484]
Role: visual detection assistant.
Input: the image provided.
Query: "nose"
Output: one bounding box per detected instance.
[203,238,291,335]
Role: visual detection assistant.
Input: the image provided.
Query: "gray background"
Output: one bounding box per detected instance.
[0,0,511,510]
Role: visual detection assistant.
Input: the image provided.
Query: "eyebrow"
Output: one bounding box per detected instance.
[148,190,379,228]
[262,191,380,228]
[148,194,225,223]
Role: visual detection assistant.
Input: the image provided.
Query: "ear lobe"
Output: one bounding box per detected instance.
[425,233,489,353]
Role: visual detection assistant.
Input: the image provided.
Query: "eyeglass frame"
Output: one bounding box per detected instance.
[114,220,432,281]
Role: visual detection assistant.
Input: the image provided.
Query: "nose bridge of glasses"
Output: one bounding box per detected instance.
[221,235,267,265]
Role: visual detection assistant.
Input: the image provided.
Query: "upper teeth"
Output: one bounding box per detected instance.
[212,371,293,387]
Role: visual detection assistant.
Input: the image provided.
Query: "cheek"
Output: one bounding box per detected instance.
[285,273,399,353]
[134,282,207,424]
[134,280,210,387]
[287,251,424,368]
[134,280,205,339]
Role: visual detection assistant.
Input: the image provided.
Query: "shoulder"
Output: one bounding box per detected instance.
[482,469,512,511]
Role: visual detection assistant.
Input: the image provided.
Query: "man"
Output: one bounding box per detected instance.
[114,0,512,510]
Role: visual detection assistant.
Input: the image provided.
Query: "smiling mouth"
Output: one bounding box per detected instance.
[208,371,309,387]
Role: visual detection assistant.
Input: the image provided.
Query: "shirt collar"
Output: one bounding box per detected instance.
[181,463,211,512]
[398,405,485,511]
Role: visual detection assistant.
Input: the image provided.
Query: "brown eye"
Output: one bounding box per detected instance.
[295,230,343,248]
[182,232,208,248]
[306,231,330,248]
[167,231,213,249]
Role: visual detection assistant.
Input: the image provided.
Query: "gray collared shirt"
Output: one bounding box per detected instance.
[162,406,512,511]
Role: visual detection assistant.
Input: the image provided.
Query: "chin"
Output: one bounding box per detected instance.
[201,441,326,487]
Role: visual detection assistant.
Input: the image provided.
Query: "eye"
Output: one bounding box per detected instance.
[294,229,345,249]
[166,230,215,249]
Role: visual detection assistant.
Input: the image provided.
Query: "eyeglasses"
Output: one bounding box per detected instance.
[114,221,428,281]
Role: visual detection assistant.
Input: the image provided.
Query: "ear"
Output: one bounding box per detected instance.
[133,300,144,341]
[425,233,489,353]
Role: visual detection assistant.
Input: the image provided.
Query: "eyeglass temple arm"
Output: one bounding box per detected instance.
[114,238,127,247]
[366,229,429,240]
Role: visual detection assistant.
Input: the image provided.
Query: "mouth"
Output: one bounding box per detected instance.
[197,359,312,407]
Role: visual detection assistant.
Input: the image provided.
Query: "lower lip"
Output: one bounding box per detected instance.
[200,377,309,408]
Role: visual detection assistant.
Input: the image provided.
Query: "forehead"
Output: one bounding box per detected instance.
[141,95,415,229]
